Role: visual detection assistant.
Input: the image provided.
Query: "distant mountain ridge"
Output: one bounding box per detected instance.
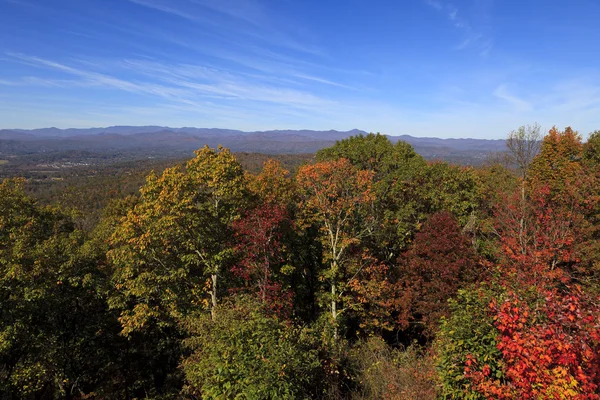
[0,126,507,164]
[1,126,367,140]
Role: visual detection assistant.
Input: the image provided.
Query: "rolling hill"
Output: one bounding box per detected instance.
[0,126,507,165]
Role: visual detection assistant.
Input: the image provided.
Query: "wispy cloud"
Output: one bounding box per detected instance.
[493,84,533,112]
[125,0,322,56]
[424,0,493,56]
[126,0,200,22]
[119,59,338,108]
[189,0,266,26]
[291,73,356,90]
[424,0,443,11]
[0,76,92,87]
[4,53,339,115]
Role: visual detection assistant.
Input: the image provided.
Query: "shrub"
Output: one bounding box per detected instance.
[435,284,503,399]
[180,296,323,399]
[349,337,439,400]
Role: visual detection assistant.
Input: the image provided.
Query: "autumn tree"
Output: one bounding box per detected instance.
[232,204,293,317]
[398,212,483,338]
[340,253,402,335]
[109,145,247,336]
[469,286,600,399]
[296,158,375,339]
[494,126,592,280]
[317,133,426,259]
[186,145,248,319]
[505,124,542,257]
[439,127,600,399]
[247,158,296,209]
[235,159,297,315]
[529,126,583,197]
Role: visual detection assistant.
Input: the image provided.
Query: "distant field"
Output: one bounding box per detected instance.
[0,160,8,165]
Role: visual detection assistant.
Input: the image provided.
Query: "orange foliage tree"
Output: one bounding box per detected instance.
[296,158,375,339]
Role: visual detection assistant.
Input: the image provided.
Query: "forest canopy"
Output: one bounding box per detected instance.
[1,128,599,399]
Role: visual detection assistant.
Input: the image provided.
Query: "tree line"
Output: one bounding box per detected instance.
[1,126,599,399]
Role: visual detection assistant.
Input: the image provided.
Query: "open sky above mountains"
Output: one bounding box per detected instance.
[1,0,600,139]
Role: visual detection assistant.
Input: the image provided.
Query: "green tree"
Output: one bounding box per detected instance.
[392,162,483,236]
[583,130,600,167]
[317,133,426,259]
[0,178,121,398]
[180,296,323,399]
[435,284,504,400]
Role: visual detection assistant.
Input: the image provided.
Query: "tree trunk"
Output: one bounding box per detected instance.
[210,273,218,321]
[331,281,338,340]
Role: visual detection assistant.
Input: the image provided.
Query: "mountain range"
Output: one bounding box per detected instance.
[0,126,508,164]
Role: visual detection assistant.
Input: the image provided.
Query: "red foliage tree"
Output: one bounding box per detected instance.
[399,211,483,336]
[466,286,600,399]
[232,204,293,317]
[494,127,596,286]
[495,185,581,283]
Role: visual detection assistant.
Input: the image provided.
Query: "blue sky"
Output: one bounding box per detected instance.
[1,0,599,138]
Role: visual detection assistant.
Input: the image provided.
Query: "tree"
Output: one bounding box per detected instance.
[186,145,248,319]
[577,130,600,292]
[391,162,483,237]
[505,124,542,258]
[109,146,248,334]
[296,159,375,339]
[506,123,542,184]
[232,203,293,317]
[495,185,583,280]
[436,284,503,400]
[530,126,583,197]
[247,159,296,209]
[495,127,591,279]
[180,296,323,399]
[469,286,600,399]
[316,133,425,181]
[399,212,483,337]
[346,253,404,335]
[0,179,122,399]
[317,133,426,260]
[583,130,600,167]
[475,163,518,260]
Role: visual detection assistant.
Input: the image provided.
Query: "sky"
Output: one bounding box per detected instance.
[1,0,600,139]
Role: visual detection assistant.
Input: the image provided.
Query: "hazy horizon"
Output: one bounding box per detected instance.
[2,125,513,141]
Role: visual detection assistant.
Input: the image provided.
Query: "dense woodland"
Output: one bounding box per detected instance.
[1,126,600,399]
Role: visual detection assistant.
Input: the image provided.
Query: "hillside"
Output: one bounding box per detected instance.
[0,126,507,165]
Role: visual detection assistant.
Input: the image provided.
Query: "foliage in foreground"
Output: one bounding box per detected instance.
[349,337,439,400]
[180,296,323,399]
